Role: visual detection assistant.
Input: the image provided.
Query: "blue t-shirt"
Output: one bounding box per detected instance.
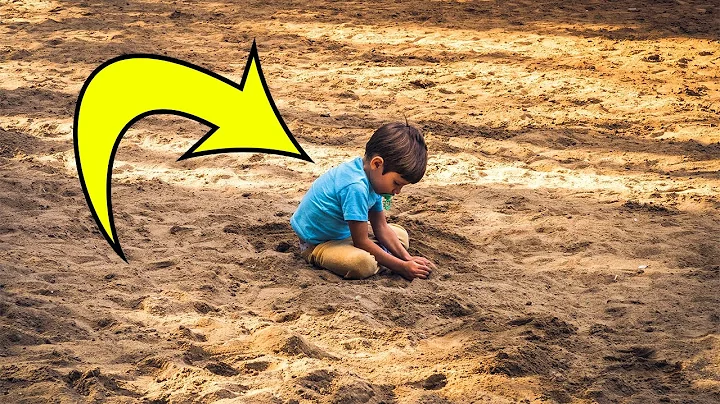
[291,157,383,245]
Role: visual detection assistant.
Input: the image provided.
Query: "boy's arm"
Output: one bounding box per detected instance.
[368,211,436,273]
[348,220,432,280]
[368,210,411,260]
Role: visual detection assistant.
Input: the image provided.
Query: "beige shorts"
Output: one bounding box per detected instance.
[299,223,409,280]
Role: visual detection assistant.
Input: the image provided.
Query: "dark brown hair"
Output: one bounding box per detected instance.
[364,122,427,183]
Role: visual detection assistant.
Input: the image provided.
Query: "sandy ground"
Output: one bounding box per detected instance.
[2,0,720,403]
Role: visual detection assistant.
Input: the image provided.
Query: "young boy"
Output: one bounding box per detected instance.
[290,122,436,280]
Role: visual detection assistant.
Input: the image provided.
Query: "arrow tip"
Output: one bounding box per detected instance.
[109,236,128,263]
[178,41,312,164]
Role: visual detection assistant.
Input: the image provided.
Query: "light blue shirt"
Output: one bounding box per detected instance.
[291,157,383,245]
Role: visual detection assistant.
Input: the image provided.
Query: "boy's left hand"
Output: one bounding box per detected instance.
[409,256,436,271]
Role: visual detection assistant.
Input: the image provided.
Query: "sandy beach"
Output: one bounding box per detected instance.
[1,0,720,402]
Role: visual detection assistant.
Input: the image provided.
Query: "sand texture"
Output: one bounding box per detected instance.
[1,0,720,403]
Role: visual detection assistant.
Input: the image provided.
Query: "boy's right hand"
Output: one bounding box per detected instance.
[399,259,433,280]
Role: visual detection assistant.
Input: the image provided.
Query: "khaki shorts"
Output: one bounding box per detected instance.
[299,224,409,280]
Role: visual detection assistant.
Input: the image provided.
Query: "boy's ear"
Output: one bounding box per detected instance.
[370,156,384,170]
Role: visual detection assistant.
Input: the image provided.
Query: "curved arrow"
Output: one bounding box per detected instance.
[74,40,312,262]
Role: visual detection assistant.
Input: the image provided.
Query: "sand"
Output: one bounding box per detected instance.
[1,0,720,403]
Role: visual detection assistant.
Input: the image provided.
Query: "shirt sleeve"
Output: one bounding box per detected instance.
[338,182,370,222]
[369,194,383,212]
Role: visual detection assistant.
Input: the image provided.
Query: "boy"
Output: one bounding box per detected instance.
[290,122,436,280]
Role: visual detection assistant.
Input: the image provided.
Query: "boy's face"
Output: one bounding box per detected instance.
[366,156,411,195]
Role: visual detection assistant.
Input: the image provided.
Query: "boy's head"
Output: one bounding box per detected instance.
[364,122,427,195]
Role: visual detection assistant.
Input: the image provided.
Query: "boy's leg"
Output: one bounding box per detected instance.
[302,224,409,280]
[305,238,379,280]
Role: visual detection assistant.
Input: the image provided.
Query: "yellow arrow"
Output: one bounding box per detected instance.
[74,41,312,262]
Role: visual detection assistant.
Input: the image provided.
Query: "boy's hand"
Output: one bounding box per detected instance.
[409,256,436,270]
[399,258,434,280]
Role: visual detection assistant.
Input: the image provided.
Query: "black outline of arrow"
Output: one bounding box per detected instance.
[73,40,313,262]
